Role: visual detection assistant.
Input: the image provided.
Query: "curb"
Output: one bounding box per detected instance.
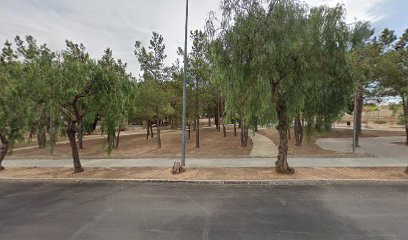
[1,177,408,186]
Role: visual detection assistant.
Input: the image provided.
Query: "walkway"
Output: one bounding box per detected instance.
[249,132,278,157]
[3,157,407,168]
[316,136,408,160]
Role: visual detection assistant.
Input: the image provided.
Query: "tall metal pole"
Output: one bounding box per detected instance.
[352,89,357,152]
[181,0,189,166]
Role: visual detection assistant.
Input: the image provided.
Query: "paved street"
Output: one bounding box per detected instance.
[0,182,407,239]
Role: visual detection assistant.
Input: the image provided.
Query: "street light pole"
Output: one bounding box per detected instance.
[181,0,189,166]
[352,88,357,152]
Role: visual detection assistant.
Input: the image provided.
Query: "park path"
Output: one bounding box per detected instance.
[249,132,278,157]
[316,136,408,160]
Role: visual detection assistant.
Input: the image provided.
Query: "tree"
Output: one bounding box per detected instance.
[44,41,133,173]
[50,41,96,173]
[301,6,353,142]
[188,30,211,147]
[14,36,58,150]
[376,29,408,146]
[348,22,376,146]
[0,40,34,170]
[134,32,174,148]
[94,48,135,151]
[209,0,350,174]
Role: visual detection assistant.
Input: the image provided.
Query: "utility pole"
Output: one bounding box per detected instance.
[352,89,357,152]
[181,0,189,166]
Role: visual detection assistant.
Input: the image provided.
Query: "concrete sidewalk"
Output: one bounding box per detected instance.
[316,136,408,159]
[249,133,278,157]
[3,157,407,168]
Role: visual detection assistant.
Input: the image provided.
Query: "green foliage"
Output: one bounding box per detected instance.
[0,41,34,150]
[92,48,135,153]
[134,32,175,134]
[209,0,351,130]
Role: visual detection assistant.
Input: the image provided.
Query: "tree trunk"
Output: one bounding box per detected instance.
[188,124,191,139]
[150,122,154,138]
[208,116,211,126]
[0,134,9,170]
[234,118,237,137]
[244,126,249,146]
[157,117,161,149]
[146,120,150,140]
[275,102,294,174]
[28,127,35,143]
[221,99,226,137]
[36,126,47,149]
[66,123,83,173]
[356,85,364,135]
[115,128,121,148]
[240,121,247,147]
[217,98,221,132]
[196,88,200,148]
[90,116,98,134]
[254,118,258,132]
[288,128,291,140]
[78,122,84,150]
[294,114,304,146]
[196,117,200,148]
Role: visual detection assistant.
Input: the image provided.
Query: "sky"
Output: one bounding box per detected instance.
[1,0,407,75]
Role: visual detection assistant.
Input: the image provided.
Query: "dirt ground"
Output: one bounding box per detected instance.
[1,167,407,181]
[392,142,408,146]
[257,128,406,157]
[10,127,252,159]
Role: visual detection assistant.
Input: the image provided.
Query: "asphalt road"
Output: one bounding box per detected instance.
[0,182,407,240]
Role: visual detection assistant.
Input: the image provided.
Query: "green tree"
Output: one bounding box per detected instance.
[188,30,211,147]
[376,29,408,147]
[46,41,133,173]
[209,0,350,174]
[348,22,376,146]
[94,48,135,151]
[0,40,34,169]
[301,6,353,143]
[14,36,58,150]
[134,32,174,148]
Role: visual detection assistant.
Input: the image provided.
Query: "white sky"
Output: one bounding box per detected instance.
[1,0,407,75]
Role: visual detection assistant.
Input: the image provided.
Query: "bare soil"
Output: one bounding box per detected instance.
[1,167,407,181]
[258,128,405,157]
[392,142,408,147]
[10,127,252,159]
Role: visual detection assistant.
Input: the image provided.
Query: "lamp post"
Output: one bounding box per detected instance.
[352,88,357,152]
[181,0,189,166]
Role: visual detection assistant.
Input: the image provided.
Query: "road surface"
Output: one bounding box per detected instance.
[0,182,407,239]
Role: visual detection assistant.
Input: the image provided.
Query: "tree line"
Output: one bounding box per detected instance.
[1,0,407,174]
[206,0,408,174]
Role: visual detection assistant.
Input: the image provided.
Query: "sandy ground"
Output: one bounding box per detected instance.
[10,127,252,159]
[1,167,407,180]
[257,128,406,157]
[392,142,408,146]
